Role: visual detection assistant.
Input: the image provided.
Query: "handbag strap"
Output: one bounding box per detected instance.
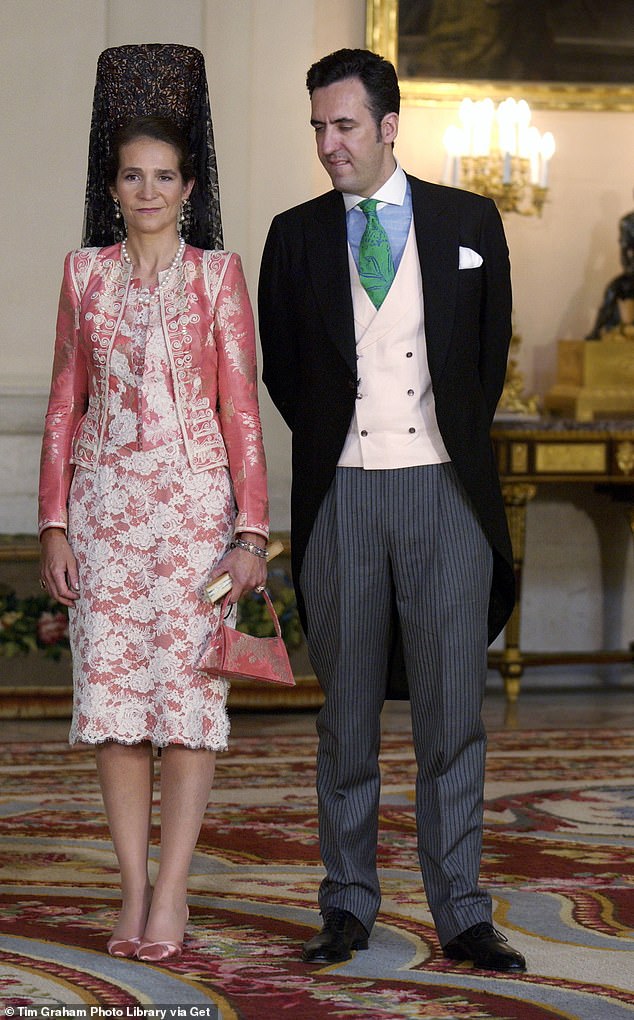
[220,589,282,639]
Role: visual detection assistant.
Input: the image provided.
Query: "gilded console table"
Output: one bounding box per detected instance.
[490,419,634,700]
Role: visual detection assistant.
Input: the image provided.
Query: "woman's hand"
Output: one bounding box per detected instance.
[214,534,267,604]
[40,528,80,608]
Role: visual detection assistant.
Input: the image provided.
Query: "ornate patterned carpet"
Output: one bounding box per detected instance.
[1,726,633,1019]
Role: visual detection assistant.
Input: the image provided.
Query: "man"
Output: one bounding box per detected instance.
[258,48,525,973]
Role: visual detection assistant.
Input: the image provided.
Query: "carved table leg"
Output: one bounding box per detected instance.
[615,441,634,540]
[499,483,537,701]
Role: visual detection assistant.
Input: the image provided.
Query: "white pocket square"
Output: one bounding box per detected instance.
[459,246,483,269]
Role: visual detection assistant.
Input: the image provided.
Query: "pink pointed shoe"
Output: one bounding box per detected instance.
[107,934,143,958]
[136,938,183,963]
[137,907,189,964]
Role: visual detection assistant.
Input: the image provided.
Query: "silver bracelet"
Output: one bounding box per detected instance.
[231,538,268,559]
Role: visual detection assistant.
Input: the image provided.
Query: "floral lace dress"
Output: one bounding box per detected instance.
[67,277,234,750]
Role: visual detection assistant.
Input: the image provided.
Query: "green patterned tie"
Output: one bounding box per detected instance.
[357,198,395,309]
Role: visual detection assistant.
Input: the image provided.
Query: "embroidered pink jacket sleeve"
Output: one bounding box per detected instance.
[38,251,89,536]
[213,253,269,540]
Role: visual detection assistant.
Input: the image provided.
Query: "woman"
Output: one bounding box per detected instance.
[38,115,269,962]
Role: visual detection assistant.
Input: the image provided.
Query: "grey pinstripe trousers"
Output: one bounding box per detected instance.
[300,463,494,946]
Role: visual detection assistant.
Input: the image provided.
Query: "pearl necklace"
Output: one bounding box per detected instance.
[121,236,185,289]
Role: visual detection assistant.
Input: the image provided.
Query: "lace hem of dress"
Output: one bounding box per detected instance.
[68,737,230,752]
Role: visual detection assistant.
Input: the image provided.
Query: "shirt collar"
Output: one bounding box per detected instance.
[343,161,407,212]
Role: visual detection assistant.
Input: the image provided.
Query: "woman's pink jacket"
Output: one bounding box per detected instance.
[39,243,269,540]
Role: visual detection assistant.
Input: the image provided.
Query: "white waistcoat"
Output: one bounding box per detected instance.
[337,220,450,470]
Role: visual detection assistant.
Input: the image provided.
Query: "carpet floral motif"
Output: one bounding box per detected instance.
[1,728,633,1019]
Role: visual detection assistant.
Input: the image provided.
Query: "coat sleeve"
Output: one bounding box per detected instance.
[213,252,269,539]
[38,251,89,536]
[257,215,301,431]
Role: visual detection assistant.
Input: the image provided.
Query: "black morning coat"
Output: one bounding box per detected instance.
[258,175,515,695]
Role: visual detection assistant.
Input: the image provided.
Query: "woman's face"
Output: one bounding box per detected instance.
[110,136,194,238]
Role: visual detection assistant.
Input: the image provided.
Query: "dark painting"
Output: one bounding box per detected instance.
[398,0,634,84]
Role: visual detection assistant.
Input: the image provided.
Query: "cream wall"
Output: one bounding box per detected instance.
[0,0,632,668]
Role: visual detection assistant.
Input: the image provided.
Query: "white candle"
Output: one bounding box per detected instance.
[441,152,451,186]
[443,124,463,186]
[539,132,556,187]
[516,99,532,159]
[478,98,494,157]
[503,152,512,184]
[452,156,459,187]
[459,98,474,156]
[497,98,516,183]
[496,98,515,157]
[441,128,453,184]
[528,126,541,184]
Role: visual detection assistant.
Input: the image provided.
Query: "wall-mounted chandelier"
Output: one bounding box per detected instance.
[441,97,555,216]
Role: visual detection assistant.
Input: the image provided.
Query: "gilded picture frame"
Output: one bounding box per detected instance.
[367,0,634,111]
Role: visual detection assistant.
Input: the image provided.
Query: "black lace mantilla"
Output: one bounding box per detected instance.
[82,44,223,251]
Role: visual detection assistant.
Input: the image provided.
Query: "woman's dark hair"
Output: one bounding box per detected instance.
[106,115,195,187]
[306,48,400,130]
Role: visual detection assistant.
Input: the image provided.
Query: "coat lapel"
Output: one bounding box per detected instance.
[302,181,460,383]
[409,176,459,383]
[304,191,357,376]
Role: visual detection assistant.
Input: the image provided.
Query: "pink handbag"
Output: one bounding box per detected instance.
[200,590,295,686]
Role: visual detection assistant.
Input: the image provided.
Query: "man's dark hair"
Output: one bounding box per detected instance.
[306,48,400,129]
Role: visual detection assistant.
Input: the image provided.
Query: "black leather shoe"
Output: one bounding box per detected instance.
[301,908,369,963]
[444,923,526,972]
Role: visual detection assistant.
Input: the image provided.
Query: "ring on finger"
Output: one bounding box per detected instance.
[255,585,265,593]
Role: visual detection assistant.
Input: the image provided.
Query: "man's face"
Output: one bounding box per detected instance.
[310,77,398,197]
